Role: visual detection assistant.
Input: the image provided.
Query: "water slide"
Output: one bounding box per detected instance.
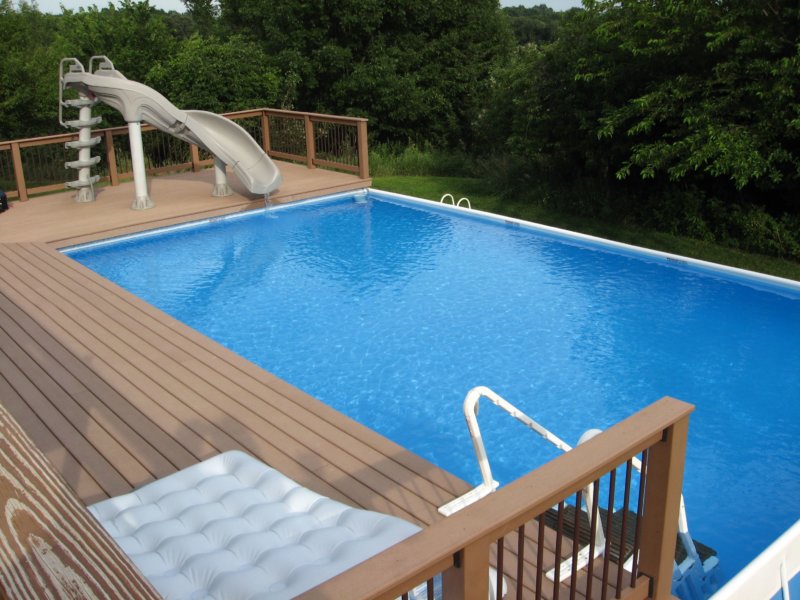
[61,58,282,198]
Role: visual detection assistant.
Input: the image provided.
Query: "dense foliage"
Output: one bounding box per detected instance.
[484,0,800,258]
[0,0,65,139]
[0,0,797,259]
[221,0,513,146]
[503,4,564,45]
[145,35,280,113]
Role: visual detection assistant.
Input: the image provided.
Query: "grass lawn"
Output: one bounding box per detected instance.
[372,175,800,283]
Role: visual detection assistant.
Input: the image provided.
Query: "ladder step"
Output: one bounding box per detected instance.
[65,175,100,189]
[64,117,102,129]
[65,136,101,149]
[61,98,98,108]
[65,156,101,169]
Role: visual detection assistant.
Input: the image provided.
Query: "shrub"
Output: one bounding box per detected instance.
[370,144,474,178]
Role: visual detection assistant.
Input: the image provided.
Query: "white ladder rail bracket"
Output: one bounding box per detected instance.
[438,481,499,517]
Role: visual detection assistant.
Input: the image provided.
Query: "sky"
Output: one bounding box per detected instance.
[34,0,584,16]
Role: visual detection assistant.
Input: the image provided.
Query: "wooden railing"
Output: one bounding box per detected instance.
[0,108,369,201]
[298,397,694,600]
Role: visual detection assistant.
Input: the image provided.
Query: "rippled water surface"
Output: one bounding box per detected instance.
[67,193,800,582]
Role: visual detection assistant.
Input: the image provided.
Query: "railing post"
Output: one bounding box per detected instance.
[357,119,369,179]
[10,142,28,202]
[104,130,119,186]
[304,114,316,169]
[637,416,690,599]
[261,111,271,154]
[190,144,201,172]
[442,539,491,600]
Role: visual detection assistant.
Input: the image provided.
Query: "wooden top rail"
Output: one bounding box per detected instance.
[298,396,694,600]
[0,108,367,147]
[0,400,162,599]
[262,108,369,123]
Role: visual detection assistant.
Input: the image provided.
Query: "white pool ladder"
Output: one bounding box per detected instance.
[440,193,471,209]
[438,386,714,590]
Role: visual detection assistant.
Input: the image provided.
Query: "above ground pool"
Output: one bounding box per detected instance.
[65,190,800,587]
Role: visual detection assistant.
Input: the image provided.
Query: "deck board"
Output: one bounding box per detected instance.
[0,160,370,246]
[0,371,107,501]
[4,242,460,522]
[0,296,189,477]
[28,241,466,503]
[0,240,468,528]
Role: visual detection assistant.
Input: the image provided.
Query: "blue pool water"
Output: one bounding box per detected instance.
[65,191,800,584]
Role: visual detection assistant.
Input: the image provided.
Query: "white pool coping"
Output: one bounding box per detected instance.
[711,519,800,600]
[62,186,800,298]
[369,188,800,297]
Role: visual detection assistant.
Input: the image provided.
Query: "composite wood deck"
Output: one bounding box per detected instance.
[0,169,632,599]
[0,242,466,525]
[0,160,370,246]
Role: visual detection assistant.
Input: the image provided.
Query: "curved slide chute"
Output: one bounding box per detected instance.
[61,57,281,205]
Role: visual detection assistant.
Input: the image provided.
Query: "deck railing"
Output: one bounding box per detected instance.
[299,396,694,600]
[0,108,369,201]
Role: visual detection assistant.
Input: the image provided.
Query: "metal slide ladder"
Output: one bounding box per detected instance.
[439,386,719,599]
[59,58,102,202]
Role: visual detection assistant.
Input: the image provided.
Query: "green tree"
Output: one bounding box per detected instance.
[181,0,217,37]
[57,0,177,83]
[221,0,513,147]
[145,35,280,112]
[0,0,66,139]
[588,0,800,194]
[482,8,616,178]
[482,0,800,258]
[161,8,200,40]
[502,4,565,46]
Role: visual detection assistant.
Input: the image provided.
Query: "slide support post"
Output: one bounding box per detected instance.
[212,158,233,197]
[128,121,154,209]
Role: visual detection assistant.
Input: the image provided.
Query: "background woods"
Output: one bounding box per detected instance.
[1,0,798,261]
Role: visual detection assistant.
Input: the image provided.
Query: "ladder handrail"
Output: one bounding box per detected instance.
[463,385,573,489]
[88,55,115,74]
[459,386,605,581]
[58,58,84,128]
[439,193,471,209]
[441,385,704,581]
